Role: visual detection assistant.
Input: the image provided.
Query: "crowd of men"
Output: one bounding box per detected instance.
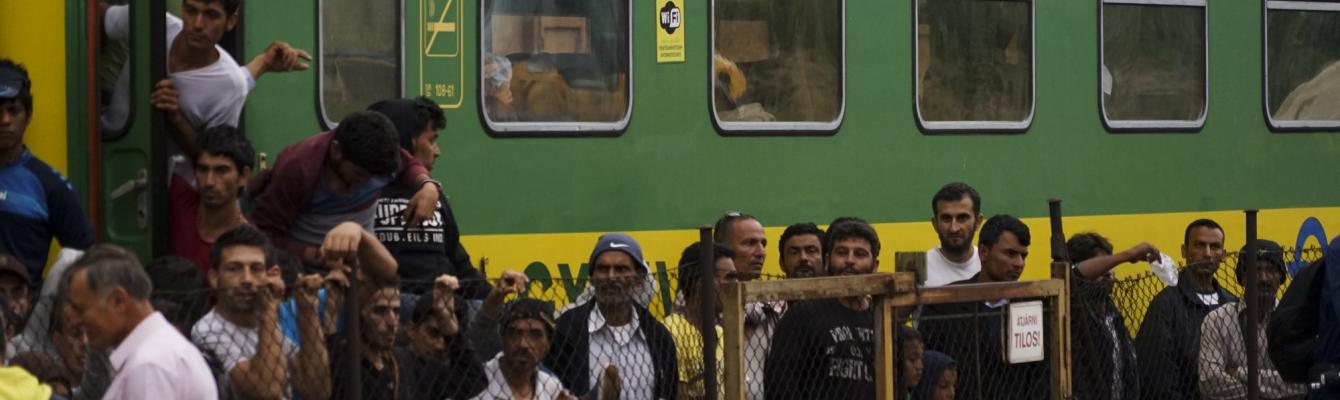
[2,1,1340,399]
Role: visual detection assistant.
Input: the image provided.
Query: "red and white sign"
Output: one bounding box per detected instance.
[1006,300,1045,364]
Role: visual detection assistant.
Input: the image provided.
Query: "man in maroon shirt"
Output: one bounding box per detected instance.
[169,125,251,275]
[249,110,441,268]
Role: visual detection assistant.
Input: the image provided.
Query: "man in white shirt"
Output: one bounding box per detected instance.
[474,299,576,400]
[102,0,308,176]
[191,225,328,400]
[924,182,984,287]
[60,245,217,400]
[548,233,678,400]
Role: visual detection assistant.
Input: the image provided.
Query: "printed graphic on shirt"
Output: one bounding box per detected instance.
[825,325,875,382]
[374,198,446,244]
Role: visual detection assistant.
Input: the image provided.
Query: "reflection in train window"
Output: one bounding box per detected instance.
[1266,1,1340,129]
[319,0,401,126]
[482,0,630,132]
[1101,1,1206,129]
[711,0,844,132]
[916,0,1033,131]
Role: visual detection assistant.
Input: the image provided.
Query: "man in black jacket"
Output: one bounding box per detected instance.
[546,233,677,400]
[1136,219,1238,400]
[367,97,491,298]
[1067,232,1155,400]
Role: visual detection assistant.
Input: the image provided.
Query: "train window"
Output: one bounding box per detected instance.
[916,0,1033,132]
[1265,0,1340,130]
[481,0,631,135]
[318,0,402,127]
[1100,0,1207,131]
[711,0,845,134]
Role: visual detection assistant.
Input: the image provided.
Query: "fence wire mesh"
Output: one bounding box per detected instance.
[915,298,1053,400]
[0,247,1327,400]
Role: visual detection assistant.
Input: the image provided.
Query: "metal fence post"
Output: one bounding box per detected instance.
[722,282,745,400]
[700,226,719,400]
[1047,198,1073,400]
[346,268,362,400]
[1245,209,1261,400]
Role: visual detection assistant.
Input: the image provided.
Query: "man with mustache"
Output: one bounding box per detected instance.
[924,182,983,287]
[548,233,678,400]
[191,225,329,399]
[919,214,1048,400]
[778,223,824,279]
[0,59,94,293]
[473,299,576,400]
[1137,219,1238,400]
[169,125,252,275]
[1198,239,1306,399]
[764,219,882,400]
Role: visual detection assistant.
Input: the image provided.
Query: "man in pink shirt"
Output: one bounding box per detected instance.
[61,245,216,400]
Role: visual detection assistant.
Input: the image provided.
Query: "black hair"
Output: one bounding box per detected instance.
[210,225,275,272]
[824,219,881,258]
[196,125,255,172]
[779,222,825,258]
[275,250,303,292]
[827,216,867,228]
[146,255,206,331]
[191,0,243,15]
[676,241,735,299]
[1183,218,1225,246]
[713,212,760,243]
[333,111,402,176]
[0,58,33,117]
[412,96,446,138]
[1066,232,1114,264]
[979,214,1031,249]
[931,182,981,216]
[895,326,923,387]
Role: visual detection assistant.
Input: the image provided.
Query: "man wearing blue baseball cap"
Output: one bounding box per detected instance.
[0,59,95,293]
[547,233,678,400]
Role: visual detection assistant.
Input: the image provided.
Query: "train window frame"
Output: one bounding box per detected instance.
[914,0,1036,134]
[708,0,847,136]
[316,0,406,130]
[1099,0,1209,132]
[1263,0,1340,131]
[478,0,634,137]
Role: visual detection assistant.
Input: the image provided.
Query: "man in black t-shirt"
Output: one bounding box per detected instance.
[764,219,881,400]
[367,97,491,298]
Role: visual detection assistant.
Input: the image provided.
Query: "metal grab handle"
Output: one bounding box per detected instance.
[110,169,148,200]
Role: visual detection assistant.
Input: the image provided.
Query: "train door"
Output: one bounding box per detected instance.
[96,0,167,260]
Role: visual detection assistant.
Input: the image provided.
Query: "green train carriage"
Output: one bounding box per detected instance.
[25,0,1340,297]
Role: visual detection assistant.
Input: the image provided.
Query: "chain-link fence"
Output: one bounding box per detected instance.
[1074,247,1327,400]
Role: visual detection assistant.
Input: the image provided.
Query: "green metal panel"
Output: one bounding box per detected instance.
[236,0,1340,236]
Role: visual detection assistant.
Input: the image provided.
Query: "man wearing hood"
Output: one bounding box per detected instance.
[367,97,491,298]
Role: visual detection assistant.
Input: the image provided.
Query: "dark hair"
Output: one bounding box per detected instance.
[979,214,1031,249]
[146,256,206,329]
[333,111,402,176]
[676,241,735,298]
[0,58,33,117]
[413,96,446,137]
[192,0,243,15]
[1183,219,1225,246]
[275,250,303,292]
[1066,232,1114,264]
[828,216,867,228]
[713,212,760,243]
[895,326,923,387]
[931,182,981,215]
[60,244,152,302]
[779,223,825,258]
[210,225,275,272]
[824,220,880,258]
[196,125,255,172]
